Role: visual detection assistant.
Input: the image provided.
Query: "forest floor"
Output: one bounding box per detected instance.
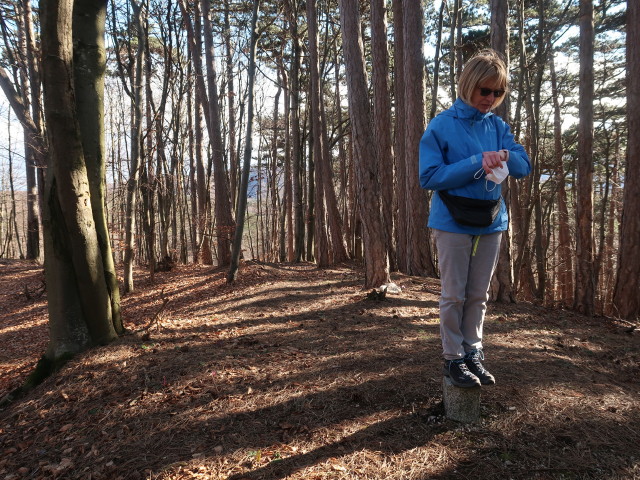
[0,259,639,480]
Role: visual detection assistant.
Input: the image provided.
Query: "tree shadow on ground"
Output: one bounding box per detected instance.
[0,262,638,479]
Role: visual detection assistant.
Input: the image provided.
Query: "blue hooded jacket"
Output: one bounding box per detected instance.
[419,98,531,235]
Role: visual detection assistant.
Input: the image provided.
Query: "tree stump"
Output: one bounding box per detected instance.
[442,376,481,423]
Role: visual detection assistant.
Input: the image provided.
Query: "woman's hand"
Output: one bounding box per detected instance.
[482,150,508,174]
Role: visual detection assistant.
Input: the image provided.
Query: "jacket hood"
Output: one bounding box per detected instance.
[441,98,494,122]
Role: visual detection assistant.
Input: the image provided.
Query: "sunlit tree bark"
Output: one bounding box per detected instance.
[40,0,120,365]
[19,0,41,260]
[285,0,305,262]
[612,0,640,320]
[201,0,234,266]
[550,54,573,307]
[574,0,595,315]
[392,0,407,273]
[120,0,146,293]
[490,0,515,303]
[228,0,260,282]
[371,0,395,270]
[338,0,389,288]
[402,0,435,276]
[306,0,329,267]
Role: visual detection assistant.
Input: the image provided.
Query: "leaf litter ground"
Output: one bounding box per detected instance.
[0,259,639,479]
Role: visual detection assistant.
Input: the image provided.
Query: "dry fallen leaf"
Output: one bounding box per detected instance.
[328,457,347,472]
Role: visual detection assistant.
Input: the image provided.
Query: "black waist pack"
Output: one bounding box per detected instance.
[438,190,501,227]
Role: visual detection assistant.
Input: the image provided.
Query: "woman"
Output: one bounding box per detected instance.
[419,49,531,388]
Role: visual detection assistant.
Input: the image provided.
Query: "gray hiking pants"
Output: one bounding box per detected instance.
[433,229,502,360]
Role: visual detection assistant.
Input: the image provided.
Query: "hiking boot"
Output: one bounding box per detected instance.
[464,349,495,385]
[443,359,481,388]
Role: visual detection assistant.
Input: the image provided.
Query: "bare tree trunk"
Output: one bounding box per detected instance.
[392,0,407,273]
[224,0,238,210]
[594,128,615,314]
[550,54,573,308]
[194,8,212,264]
[200,0,224,265]
[574,0,595,315]
[122,0,146,294]
[185,62,198,262]
[612,0,640,320]
[228,0,260,282]
[307,120,316,261]
[269,74,282,261]
[320,101,349,263]
[403,0,435,276]
[257,136,266,260]
[511,0,535,298]
[334,47,352,257]
[41,0,118,361]
[73,0,122,331]
[371,0,396,270]
[429,0,445,121]
[6,135,24,258]
[306,0,330,267]
[449,0,460,102]
[195,84,207,264]
[280,65,294,262]
[603,143,619,315]
[286,2,305,262]
[338,0,389,288]
[181,0,234,266]
[21,0,41,260]
[490,0,515,303]
[532,0,549,301]
[142,27,157,276]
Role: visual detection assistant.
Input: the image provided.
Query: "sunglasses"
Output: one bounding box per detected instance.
[478,87,506,98]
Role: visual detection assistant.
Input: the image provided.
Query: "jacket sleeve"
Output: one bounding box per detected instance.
[419,119,483,191]
[498,119,531,179]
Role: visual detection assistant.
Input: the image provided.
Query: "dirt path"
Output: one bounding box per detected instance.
[0,260,638,479]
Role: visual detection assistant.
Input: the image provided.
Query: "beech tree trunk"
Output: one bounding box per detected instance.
[73,0,122,332]
[21,0,42,260]
[41,0,119,360]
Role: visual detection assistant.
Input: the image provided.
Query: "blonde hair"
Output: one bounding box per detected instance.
[458,49,508,109]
